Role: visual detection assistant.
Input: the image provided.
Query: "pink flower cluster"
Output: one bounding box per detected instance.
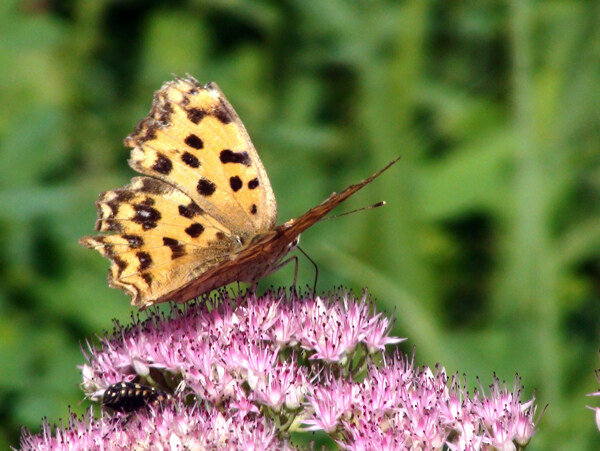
[305,360,539,450]
[79,290,399,409]
[19,402,293,450]
[19,289,540,450]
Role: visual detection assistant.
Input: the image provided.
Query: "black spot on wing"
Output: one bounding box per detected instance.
[113,190,135,203]
[140,197,155,207]
[123,235,143,249]
[229,176,243,192]
[141,273,153,287]
[142,127,157,142]
[186,107,207,124]
[138,178,168,195]
[163,237,185,259]
[250,204,257,215]
[184,134,204,149]
[219,150,251,167]
[152,153,173,175]
[248,178,259,189]
[197,178,216,196]
[214,101,234,124]
[113,256,128,276]
[136,251,152,271]
[132,205,161,230]
[181,151,200,168]
[178,202,203,218]
[185,223,204,238]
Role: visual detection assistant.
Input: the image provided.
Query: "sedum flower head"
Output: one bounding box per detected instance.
[20,402,293,450]
[587,369,600,433]
[19,288,540,450]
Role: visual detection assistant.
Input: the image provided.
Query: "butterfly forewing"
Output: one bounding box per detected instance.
[125,77,277,238]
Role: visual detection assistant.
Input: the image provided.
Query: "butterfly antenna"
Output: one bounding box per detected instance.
[297,246,319,295]
[323,201,387,221]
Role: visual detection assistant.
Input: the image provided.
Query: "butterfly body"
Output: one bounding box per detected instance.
[80,76,398,308]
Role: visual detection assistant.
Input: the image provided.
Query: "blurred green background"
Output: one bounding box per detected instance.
[1,0,600,449]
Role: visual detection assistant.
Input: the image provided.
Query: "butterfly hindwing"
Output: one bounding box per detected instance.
[80,176,239,307]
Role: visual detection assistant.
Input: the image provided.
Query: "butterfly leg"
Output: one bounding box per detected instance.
[248,281,258,294]
[297,246,319,296]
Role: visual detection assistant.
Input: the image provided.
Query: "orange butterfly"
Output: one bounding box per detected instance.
[81,77,398,308]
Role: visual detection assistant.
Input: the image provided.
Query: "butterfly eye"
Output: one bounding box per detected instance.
[289,235,300,251]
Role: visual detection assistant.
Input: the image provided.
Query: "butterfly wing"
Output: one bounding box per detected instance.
[80,177,241,307]
[81,77,278,307]
[124,77,277,239]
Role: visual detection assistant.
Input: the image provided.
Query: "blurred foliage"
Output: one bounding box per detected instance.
[1,0,600,449]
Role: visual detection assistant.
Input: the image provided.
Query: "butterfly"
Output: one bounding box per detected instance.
[102,381,170,413]
[80,76,398,308]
